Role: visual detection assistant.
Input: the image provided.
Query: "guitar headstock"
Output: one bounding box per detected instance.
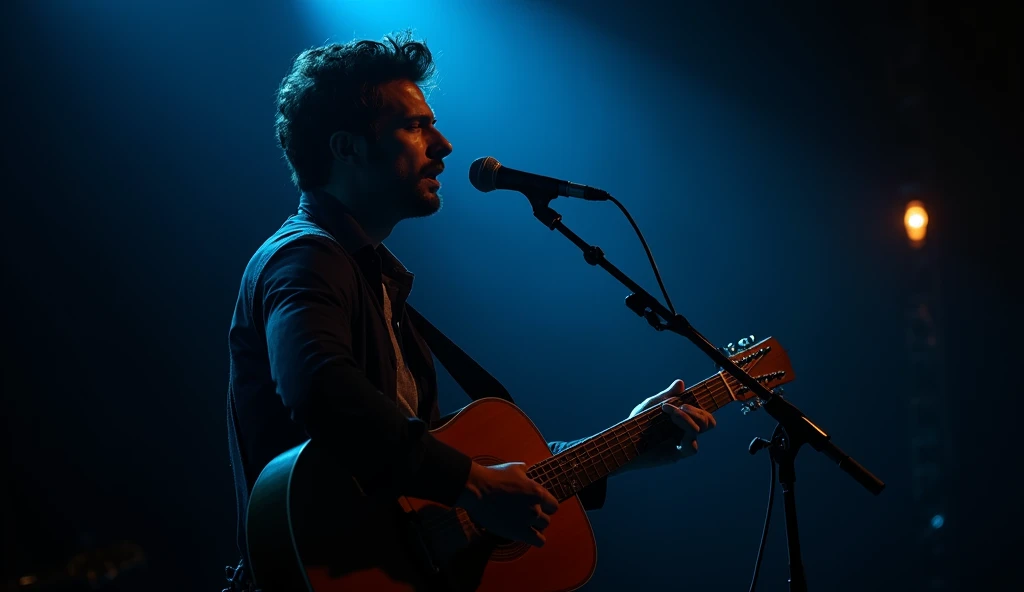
[722,335,795,414]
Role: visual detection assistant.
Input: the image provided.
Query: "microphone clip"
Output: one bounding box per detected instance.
[625,293,668,331]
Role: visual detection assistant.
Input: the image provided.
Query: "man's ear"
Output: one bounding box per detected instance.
[329,130,368,166]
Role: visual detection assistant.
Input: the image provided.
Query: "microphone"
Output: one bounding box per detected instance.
[469,156,610,201]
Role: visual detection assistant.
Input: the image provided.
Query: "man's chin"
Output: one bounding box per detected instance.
[406,190,442,219]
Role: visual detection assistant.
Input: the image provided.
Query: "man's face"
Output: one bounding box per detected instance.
[361,79,453,221]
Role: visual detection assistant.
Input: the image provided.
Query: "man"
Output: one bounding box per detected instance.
[227,31,715,581]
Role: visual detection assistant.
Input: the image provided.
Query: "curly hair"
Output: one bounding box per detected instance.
[275,31,436,191]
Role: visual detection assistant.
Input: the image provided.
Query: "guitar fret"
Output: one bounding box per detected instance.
[719,382,735,408]
[573,449,592,489]
[607,426,624,458]
[608,432,629,469]
[532,466,547,492]
[563,452,584,494]
[548,462,567,499]
[697,382,715,412]
[622,417,638,454]
[578,443,596,483]
[595,434,614,473]
[585,442,602,482]
[535,461,558,498]
[714,382,726,411]
[559,454,576,497]
[715,372,735,409]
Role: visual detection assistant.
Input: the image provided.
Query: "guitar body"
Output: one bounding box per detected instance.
[246,397,598,592]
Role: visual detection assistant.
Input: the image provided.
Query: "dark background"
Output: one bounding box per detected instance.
[3,1,1020,590]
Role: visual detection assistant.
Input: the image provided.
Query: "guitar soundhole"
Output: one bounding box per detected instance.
[491,540,532,557]
[489,540,530,561]
[474,455,531,562]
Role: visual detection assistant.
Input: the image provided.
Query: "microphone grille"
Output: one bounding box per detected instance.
[469,156,501,192]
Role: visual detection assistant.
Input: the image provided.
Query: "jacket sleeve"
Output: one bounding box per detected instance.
[259,238,471,505]
[548,439,608,510]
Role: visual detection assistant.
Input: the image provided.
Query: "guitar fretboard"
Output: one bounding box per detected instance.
[525,371,741,502]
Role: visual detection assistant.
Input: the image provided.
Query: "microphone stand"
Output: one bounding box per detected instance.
[523,191,885,592]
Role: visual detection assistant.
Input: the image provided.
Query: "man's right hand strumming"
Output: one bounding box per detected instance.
[455,461,559,547]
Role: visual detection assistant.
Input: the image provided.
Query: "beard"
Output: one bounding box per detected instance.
[362,151,443,220]
[396,176,442,219]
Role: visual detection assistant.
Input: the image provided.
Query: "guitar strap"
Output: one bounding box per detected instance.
[405,304,515,405]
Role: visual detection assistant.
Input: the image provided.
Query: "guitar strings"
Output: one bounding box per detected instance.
[416,386,730,549]
[415,378,743,537]
[416,370,775,551]
[416,354,780,541]
[416,376,743,535]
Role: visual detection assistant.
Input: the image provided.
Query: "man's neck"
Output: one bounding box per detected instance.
[318,187,395,247]
[349,214,393,248]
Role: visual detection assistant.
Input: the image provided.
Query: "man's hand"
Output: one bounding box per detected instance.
[456,462,559,547]
[619,379,716,473]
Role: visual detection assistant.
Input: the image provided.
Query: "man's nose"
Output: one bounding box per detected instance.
[429,132,453,159]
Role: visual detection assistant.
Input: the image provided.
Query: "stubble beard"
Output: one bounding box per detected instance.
[400,178,441,219]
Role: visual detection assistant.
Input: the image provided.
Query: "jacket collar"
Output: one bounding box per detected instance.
[297,190,415,292]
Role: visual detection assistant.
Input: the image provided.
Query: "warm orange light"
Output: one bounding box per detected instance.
[904,200,928,242]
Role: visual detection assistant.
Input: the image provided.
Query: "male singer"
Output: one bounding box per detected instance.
[227,31,716,574]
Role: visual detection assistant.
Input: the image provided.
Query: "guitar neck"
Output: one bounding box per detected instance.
[526,371,742,502]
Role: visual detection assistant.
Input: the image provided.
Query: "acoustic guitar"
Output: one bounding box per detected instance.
[246,336,794,591]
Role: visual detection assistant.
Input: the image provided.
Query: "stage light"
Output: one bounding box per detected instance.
[930,514,944,529]
[904,200,928,243]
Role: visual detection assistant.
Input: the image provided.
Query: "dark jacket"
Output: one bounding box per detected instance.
[227,190,606,557]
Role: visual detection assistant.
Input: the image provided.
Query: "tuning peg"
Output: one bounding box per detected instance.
[740,399,763,415]
[721,335,757,357]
